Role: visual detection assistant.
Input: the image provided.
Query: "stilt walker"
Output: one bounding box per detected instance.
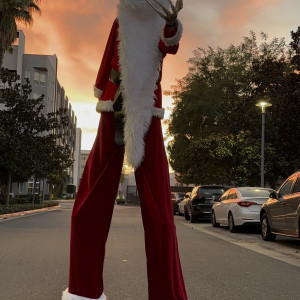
[62,0,188,299]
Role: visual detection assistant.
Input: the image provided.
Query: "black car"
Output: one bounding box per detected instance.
[185,185,226,223]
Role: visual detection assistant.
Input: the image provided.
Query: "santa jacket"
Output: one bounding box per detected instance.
[93,5,183,169]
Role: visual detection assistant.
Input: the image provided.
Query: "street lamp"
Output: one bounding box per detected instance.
[256,100,272,187]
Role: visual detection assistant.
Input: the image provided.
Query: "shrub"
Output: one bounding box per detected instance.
[0,201,59,215]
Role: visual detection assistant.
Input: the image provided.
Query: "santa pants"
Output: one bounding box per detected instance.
[67,113,188,300]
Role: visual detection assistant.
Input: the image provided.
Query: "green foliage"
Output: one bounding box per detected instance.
[0,0,41,66]
[168,30,300,187]
[0,201,59,215]
[66,185,76,194]
[0,68,73,205]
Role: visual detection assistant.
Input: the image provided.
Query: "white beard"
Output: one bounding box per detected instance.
[121,0,162,19]
[117,0,169,169]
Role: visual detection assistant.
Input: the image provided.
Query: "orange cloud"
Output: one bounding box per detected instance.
[15,0,298,150]
[19,1,117,102]
[220,0,282,28]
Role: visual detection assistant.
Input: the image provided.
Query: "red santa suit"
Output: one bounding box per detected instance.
[62,1,187,299]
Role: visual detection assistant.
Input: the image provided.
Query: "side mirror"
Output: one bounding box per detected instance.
[269,192,278,199]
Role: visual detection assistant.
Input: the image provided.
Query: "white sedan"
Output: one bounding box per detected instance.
[211,187,275,232]
[178,192,191,217]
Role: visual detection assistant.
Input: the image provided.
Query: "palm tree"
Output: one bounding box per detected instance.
[0,0,41,67]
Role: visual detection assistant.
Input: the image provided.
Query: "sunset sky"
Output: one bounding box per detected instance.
[18,0,300,150]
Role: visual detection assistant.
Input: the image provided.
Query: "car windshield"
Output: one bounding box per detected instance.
[239,189,274,198]
[171,193,185,199]
[199,188,226,197]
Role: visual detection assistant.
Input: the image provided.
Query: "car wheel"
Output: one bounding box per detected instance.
[211,211,220,227]
[261,213,276,241]
[228,212,237,233]
[190,210,197,223]
[184,207,190,220]
[178,207,184,216]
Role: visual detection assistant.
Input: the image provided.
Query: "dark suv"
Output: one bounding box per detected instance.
[185,185,226,223]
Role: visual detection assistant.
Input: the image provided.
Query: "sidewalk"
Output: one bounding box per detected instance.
[0,205,61,220]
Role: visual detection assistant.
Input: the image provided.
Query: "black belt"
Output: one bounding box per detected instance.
[110,68,124,145]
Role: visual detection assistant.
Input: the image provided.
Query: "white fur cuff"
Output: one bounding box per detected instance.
[152,107,165,119]
[161,20,183,47]
[62,288,106,300]
[96,100,114,113]
[94,86,103,99]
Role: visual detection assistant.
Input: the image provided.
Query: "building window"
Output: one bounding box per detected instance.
[25,71,31,80]
[34,71,46,87]
[33,92,41,99]
[28,179,34,193]
[40,73,46,87]
[18,182,25,194]
[28,179,40,194]
[34,72,39,85]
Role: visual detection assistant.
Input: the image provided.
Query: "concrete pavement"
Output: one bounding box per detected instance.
[1,203,300,299]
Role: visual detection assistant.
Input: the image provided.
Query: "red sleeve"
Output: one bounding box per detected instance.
[94,19,119,98]
[159,20,183,55]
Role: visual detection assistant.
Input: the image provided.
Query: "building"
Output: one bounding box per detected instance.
[1,30,82,197]
[73,128,82,189]
[79,150,91,183]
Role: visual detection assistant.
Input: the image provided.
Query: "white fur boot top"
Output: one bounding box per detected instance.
[62,288,106,300]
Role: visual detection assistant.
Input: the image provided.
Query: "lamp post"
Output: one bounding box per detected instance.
[256,101,272,187]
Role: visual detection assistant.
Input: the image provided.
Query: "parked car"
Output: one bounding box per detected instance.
[185,185,226,223]
[171,192,185,215]
[212,187,275,232]
[178,192,191,216]
[260,171,300,241]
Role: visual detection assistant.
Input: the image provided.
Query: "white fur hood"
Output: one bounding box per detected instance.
[117,0,169,169]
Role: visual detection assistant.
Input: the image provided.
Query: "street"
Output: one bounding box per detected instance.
[1,202,300,300]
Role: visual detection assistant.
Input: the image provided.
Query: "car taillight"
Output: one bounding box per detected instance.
[237,201,257,207]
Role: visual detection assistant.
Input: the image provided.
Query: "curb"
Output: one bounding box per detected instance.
[0,205,62,220]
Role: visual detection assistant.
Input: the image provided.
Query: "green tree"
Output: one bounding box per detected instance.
[0,69,72,206]
[30,134,73,203]
[168,30,299,187]
[0,0,41,66]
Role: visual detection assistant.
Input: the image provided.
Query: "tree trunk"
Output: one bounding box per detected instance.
[38,179,41,203]
[41,179,45,204]
[6,170,12,208]
[32,178,36,204]
[0,49,4,69]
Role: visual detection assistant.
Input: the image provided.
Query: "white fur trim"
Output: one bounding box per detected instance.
[152,107,165,119]
[161,20,183,47]
[62,288,106,300]
[94,86,103,99]
[118,0,169,170]
[96,100,114,113]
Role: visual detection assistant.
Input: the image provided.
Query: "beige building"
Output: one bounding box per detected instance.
[79,150,91,184]
[1,30,82,196]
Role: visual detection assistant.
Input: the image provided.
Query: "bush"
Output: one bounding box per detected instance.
[7,197,31,205]
[116,199,125,205]
[0,201,59,215]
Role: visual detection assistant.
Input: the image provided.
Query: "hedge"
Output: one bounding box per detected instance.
[0,201,59,215]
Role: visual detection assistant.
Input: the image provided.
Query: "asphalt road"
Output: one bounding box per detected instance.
[0,202,300,300]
